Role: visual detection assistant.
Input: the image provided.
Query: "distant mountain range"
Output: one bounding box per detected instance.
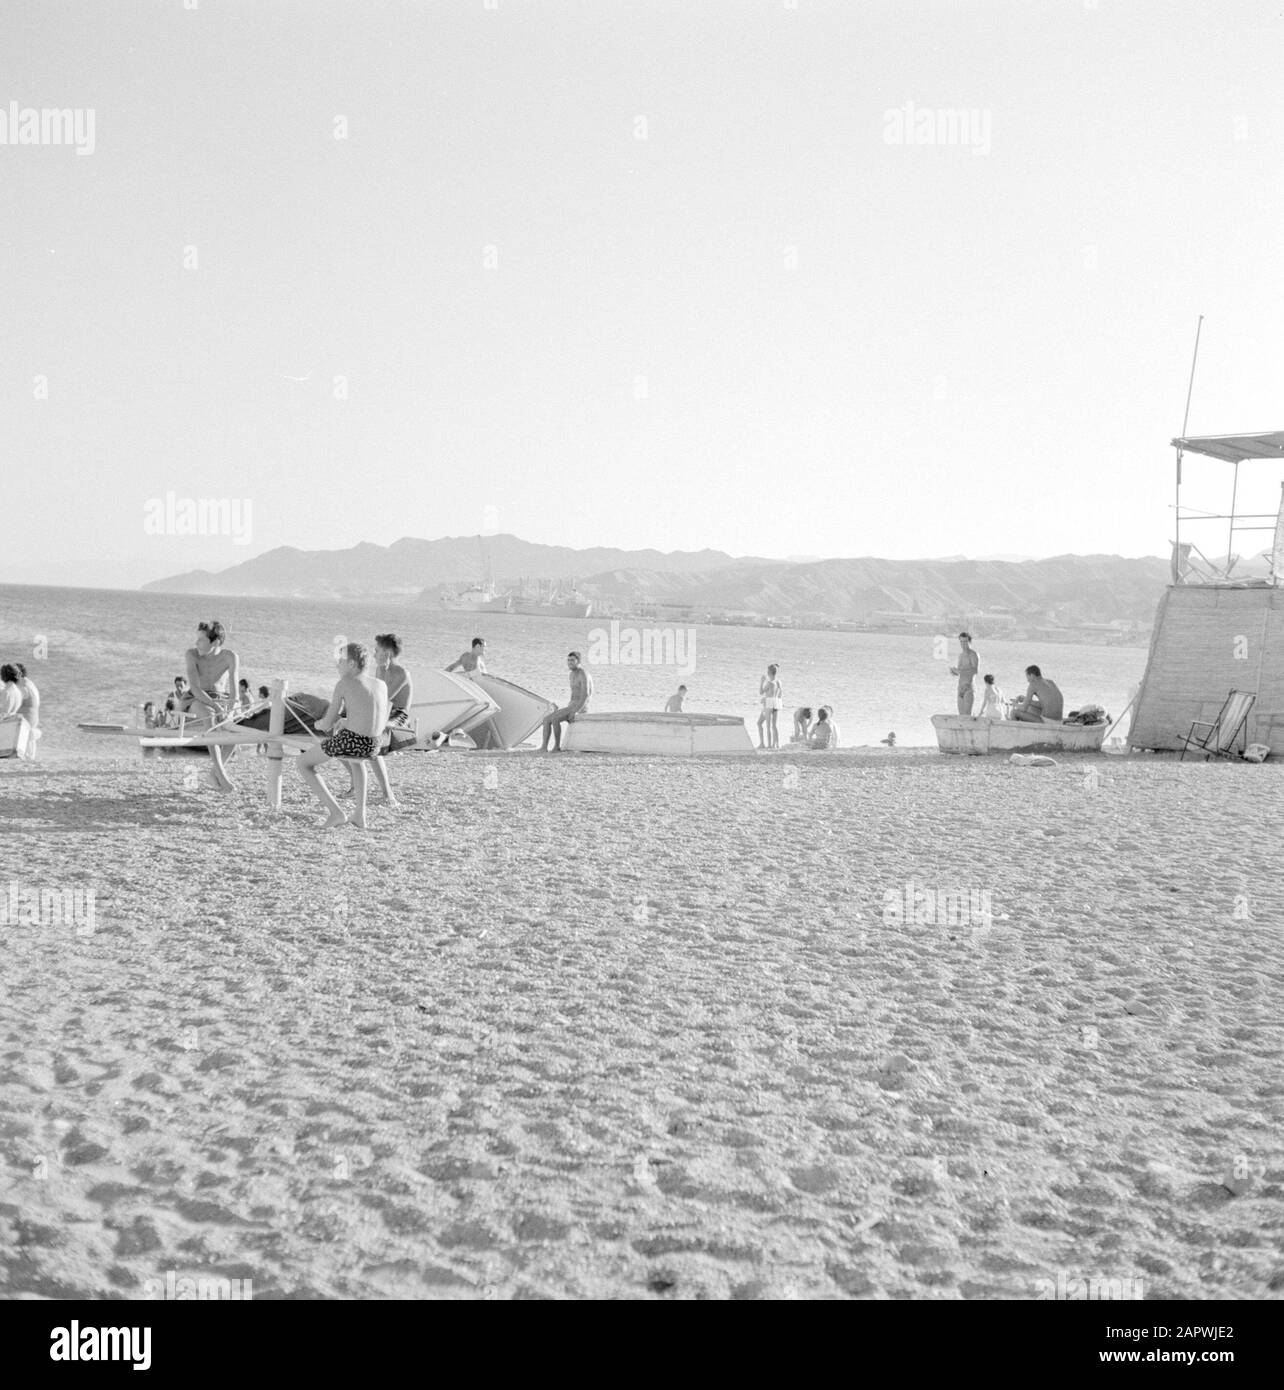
[144,535,738,601]
[143,533,1176,626]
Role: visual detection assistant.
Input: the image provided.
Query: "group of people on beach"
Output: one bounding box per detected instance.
[167,621,599,824]
[144,674,271,729]
[0,661,41,758]
[755,663,841,750]
[171,620,415,825]
[950,632,1064,722]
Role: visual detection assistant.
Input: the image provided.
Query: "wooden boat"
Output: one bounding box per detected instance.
[410,671,497,743]
[563,711,754,755]
[932,714,1109,755]
[465,673,557,749]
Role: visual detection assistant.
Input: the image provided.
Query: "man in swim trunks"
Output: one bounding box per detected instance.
[445,637,487,677]
[950,632,979,716]
[299,642,389,829]
[540,650,593,751]
[1010,664,1065,723]
[184,621,240,791]
[360,632,413,806]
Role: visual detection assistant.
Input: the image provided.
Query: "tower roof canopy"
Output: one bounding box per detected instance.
[1172,432,1284,463]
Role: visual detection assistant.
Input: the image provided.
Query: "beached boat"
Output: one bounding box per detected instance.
[465,673,557,749]
[563,711,754,755]
[931,715,1109,755]
[411,671,497,742]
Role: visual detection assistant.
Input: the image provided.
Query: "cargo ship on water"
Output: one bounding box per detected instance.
[509,579,593,619]
[439,582,511,613]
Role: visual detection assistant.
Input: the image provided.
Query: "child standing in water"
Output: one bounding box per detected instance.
[757,663,783,749]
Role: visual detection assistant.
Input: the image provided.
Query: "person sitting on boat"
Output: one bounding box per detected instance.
[299,642,390,830]
[977,673,1006,721]
[665,685,687,713]
[445,637,487,678]
[540,651,593,752]
[0,664,23,719]
[949,632,979,716]
[142,701,160,729]
[1010,665,1064,723]
[792,706,813,742]
[807,706,837,750]
[237,678,254,711]
[184,620,240,791]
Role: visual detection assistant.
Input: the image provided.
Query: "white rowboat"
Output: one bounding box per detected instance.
[931,715,1109,755]
[562,711,754,756]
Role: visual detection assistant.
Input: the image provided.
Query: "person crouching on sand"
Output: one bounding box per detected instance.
[541,651,592,751]
[792,706,813,743]
[757,663,782,749]
[299,642,389,829]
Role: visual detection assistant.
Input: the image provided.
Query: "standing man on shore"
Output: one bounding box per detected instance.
[184,620,240,790]
[950,631,979,716]
[541,651,593,752]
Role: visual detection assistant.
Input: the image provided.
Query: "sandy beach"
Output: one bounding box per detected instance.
[2,746,1281,1300]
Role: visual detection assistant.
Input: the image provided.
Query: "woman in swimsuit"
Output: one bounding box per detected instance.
[757,663,783,750]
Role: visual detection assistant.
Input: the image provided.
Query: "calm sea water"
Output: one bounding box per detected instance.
[0,584,1146,756]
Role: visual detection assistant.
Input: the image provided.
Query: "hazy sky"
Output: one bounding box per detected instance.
[3,0,1282,589]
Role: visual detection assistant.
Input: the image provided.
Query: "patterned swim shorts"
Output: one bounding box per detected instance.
[322,728,379,761]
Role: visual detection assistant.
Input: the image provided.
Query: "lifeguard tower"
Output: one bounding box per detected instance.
[1129,431,1284,754]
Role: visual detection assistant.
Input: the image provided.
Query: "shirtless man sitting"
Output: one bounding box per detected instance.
[1010,665,1065,723]
[184,621,240,790]
[540,651,593,751]
[299,642,389,829]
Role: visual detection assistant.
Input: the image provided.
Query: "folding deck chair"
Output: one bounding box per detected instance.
[1179,689,1256,761]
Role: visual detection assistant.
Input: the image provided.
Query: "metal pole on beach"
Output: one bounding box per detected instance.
[1174,314,1204,582]
[267,679,287,809]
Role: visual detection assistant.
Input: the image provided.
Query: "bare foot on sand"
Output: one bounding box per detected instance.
[350,808,369,830]
[320,809,349,829]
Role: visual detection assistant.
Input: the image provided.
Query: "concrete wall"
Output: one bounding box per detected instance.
[1129,585,1284,752]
